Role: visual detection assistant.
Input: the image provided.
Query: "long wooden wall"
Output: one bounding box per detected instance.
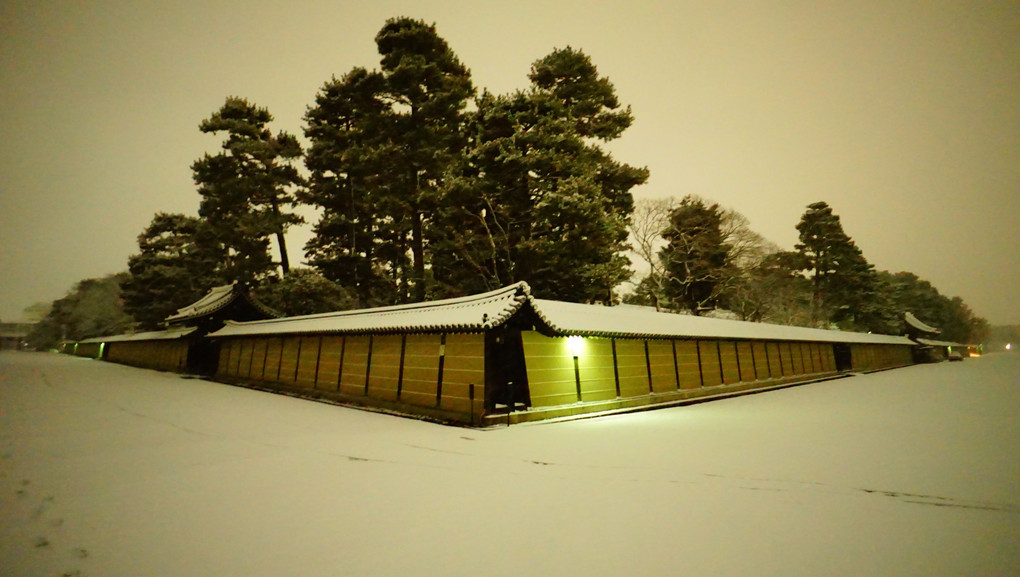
[215,332,486,423]
[521,333,911,411]
[106,341,189,373]
[850,343,913,372]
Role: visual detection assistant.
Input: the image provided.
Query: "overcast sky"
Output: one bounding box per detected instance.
[2,0,1017,325]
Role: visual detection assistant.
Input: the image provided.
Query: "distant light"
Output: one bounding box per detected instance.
[1007,343,1013,351]
[567,335,585,357]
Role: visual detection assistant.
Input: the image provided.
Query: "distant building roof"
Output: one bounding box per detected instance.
[0,322,35,338]
[165,283,279,326]
[79,326,197,344]
[915,338,968,348]
[209,282,914,346]
[904,312,941,335]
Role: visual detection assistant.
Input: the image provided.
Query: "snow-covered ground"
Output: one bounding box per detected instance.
[1,351,1018,576]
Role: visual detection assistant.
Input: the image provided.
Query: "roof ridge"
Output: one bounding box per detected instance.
[219,281,531,330]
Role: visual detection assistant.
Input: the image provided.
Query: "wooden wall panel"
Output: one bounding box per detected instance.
[699,341,722,387]
[737,341,756,382]
[718,341,740,384]
[315,336,343,391]
[821,345,836,372]
[218,340,236,377]
[253,338,270,380]
[751,342,769,381]
[400,334,441,407]
[648,339,677,393]
[238,339,254,378]
[807,343,820,373]
[615,339,649,398]
[522,333,577,408]
[439,333,484,414]
[278,337,301,384]
[764,342,781,378]
[294,336,321,388]
[779,343,795,376]
[367,335,402,402]
[264,338,283,381]
[675,340,701,389]
[337,336,369,396]
[577,338,617,402]
[792,343,807,375]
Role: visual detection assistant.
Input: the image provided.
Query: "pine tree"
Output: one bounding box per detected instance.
[659,196,732,314]
[794,201,890,330]
[430,48,647,302]
[303,68,395,307]
[193,97,304,285]
[121,213,224,329]
[303,18,474,304]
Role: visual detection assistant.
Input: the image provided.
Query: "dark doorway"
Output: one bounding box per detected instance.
[833,343,853,372]
[187,339,221,376]
[485,329,531,412]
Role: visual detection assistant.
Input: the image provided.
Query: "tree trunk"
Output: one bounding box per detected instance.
[411,210,425,302]
[276,230,290,276]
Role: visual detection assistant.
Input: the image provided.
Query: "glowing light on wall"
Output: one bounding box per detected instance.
[567,335,585,357]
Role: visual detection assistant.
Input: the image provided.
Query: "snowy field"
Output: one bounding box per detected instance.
[1,351,1018,576]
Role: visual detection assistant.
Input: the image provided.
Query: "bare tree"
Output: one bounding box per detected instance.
[626,197,676,310]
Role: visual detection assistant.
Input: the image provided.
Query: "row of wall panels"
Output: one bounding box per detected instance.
[522,334,911,409]
[107,341,189,373]
[217,333,486,419]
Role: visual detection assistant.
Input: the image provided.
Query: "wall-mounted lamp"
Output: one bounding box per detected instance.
[567,335,584,357]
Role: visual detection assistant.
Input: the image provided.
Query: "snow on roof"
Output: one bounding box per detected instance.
[78,326,197,344]
[904,312,941,334]
[165,283,277,323]
[915,338,968,348]
[209,282,531,338]
[210,282,913,346]
[530,299,915,345]
[166,285,235,322]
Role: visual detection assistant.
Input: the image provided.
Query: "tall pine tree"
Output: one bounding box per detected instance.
[303,18,474,304]
[121,213,224,329]
[193,97,304,286]
[430,48,647,302]
[659,196,732,314]
[794,201,892,331]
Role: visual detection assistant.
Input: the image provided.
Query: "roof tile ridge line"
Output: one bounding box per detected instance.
[521,293,567,335]
[222,281,532,327]
[479,283,532,329]
[169,285,237,319]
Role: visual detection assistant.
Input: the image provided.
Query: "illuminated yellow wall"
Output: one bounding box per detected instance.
[615,340,649,398]
[577,338,618,402]
[648,339,677,393]
[675,340,701,389]
[521,333,577,408]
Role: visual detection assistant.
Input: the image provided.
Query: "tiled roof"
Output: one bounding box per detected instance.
[530,299,915,345]
[166,285,235,322]
[79,326,197,343]
[210,282,914,345]
[165,284,278,323]
[209,282,531,337]
[904,312,940,334]
[916,338,967,348]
